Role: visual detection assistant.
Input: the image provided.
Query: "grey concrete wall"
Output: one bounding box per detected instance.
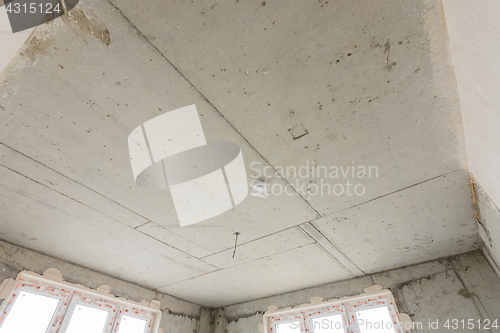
[475,182,500,277]
[0,239,204,333]
[222,251,500,333]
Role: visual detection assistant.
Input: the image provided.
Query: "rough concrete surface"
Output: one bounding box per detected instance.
[0,0,479,307]
[0,239,204,332]
[224,252,500,333]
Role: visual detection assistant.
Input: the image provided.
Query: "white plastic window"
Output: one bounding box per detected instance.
[353,306,397,333]
[0,290,62,333]
[267,293,402,333]
[311,314,345,333]
[113,307,153,333]
[348,296,399,333]
[59,295,116,333]
[66,304,110,333]
[117,315,148,333]
[270,313,305,333]
[305,304,348,333]
[275,321,301,333]
[0,278,158,333]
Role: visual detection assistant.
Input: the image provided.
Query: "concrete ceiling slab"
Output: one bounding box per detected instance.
[201,226,314,269]
[111,0,467,216]
[137,222,213,259]
[313,169,479,273]
[0,143,148,228]
[158,243,354,307]
[0,0,478,307]
[0,163,217,288]
[0,0,317,253]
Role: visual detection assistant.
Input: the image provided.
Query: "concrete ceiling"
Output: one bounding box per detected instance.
[0,0,478,307]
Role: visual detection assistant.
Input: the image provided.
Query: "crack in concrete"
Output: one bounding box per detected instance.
[328,169,460,216]
[0,144,213,261]
[0,161,129,225]
[0,142,151,222]
[156,243,317,290]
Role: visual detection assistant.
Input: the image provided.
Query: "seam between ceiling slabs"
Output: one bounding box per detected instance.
[0,142,151,221]
[153,223,360,289]
[106,1,473,280]
[0,143,211,262]
[1,2,472,292]
[103,1,321,213]
[153,242,318,290]
[184,169,465,282]
[104,0,367,274]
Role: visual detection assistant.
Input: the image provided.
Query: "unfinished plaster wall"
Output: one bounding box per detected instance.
[442,0,500,271]
[222,252,500,333]
[0,239,204,333]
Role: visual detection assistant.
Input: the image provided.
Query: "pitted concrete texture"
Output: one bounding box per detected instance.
[0,0,478,306]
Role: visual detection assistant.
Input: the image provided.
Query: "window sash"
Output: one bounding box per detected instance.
[270,312,306,333]
[112,306,154,333]
[304,304,349,333]
[0,274,160,333]
[58,294,117,333]
[347,295,401,333]
[0,281,70,333]
[265,292,403,333]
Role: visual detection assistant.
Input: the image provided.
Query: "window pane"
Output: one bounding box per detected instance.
[311,314,345,333]
[117,315,147,333]
[355,306,396,333]
[0,290,60,333]
[275,321,301,333]
[65,304,110,333]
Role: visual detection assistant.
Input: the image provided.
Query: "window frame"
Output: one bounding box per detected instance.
[58,294,118,333]
[263,287,406,333]
[305,303,349,333]
[348,295,399,333]
[0,269,162,333]
[112,306,155,333]
[269,311,306,333]
[0,287,70,333]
